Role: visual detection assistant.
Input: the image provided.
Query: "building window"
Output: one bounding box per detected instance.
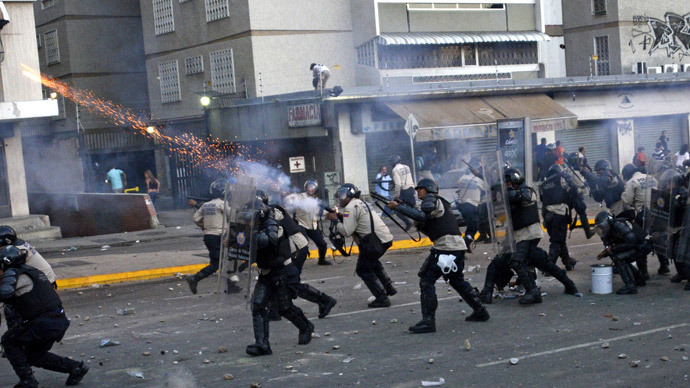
[592,0,606,16]
[210,49,235,94]
[44,30,60,65]
[153,0,175,35]
[184,55,204,75]
[158,60,181,103]
[205,0,229,22]
[594,35,610,75]
[356,40,376,67]
[41,0,56,10]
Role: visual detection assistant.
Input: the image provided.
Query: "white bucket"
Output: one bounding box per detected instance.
[591,264,613,294]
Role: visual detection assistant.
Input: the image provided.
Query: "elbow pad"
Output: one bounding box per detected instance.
[396,203,427,222]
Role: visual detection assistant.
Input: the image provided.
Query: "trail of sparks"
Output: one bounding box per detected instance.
[21,65,260,174]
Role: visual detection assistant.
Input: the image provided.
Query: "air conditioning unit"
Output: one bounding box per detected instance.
[631,62,647,74]
[663,64,679,73]
[647,66,663,74]
[681,64,690,72]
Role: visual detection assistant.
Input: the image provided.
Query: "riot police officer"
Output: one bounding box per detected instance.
[387,178,489,333]
[505,167,545,305]
[583,160,629,217]
[652,170,689,283]
[455,159,488,252]
[480,246,579,303]
[0,246,89,387]
[288,179,331,265]
[246,200,315,356]
[564,153,595,239]
[325,184,397,308]
[593,211,649,294]
[389,155,416,231]
[621,164,659,278]
[539,165,577,271]
[261,190,337,320]
[187,179,235,294]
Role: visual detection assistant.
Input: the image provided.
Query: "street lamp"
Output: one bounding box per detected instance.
[200,96,211,107]
[49,92,58,100]
[146,126,156,134]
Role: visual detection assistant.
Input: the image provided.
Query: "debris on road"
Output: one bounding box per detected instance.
[127,371,144,379]
[324,332,331,336]
[428,358,434,364]
[612,316,619,321]
[421,377,445,386]
[353,283,362,290]
[509,358,519,365]
[143,352,151,356]
[342,357,355,363]
[630,360,640,367]
[394,281,407,285]
[99,339,120,348]
[250,382,261,388]
[601,342,610,349]
[224,374,234,380]
[117,308,136,316]
[618,354,628,359]
[218,347,228,353]
[464,339,471,351]
[100,245,111,251]
[333,345,341,350]
[661,356,669,362]
[390,319,398,323]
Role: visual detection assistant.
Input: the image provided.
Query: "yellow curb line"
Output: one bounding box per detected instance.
[57,219,596,290]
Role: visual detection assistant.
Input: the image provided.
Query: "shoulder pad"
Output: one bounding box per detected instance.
[420,194,438,213]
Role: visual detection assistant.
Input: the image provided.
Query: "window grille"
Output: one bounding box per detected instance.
[159,60,182,103]
[594,36,610,75]
[184,56,204,75]
[210,49,235,94]
[153,0,175,35]
[44,30,60,65]
[593,0,607,16]
[205,0,229,22]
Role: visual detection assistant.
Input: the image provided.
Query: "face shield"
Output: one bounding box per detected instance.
[335,187,349,203]
[305,183,318,196]
[594,222,610,237]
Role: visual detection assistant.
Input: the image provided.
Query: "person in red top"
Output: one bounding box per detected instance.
[554,140,565,166]
[633,147,648,169]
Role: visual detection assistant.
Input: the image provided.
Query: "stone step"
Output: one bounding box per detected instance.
[0,214,52,231]
[16,226,62,242]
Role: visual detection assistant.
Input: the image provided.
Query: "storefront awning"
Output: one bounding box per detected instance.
[384,94,577,142]
[376,31,550,46]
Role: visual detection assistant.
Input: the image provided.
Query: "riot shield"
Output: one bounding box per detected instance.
[218,175,258,300]
[649,169,674,258]
[482,151,516,255]
[672,174,690,265]
[642,169,655,234]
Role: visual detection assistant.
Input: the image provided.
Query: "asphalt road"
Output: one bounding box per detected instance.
[2,232,689,388]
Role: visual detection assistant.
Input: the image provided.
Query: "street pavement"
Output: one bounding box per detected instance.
[2,229,688,388]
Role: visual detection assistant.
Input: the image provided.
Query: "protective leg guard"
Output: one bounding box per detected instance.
[408,288,437,334]
[363,279,391,308]
[281,305,315,345]
[12,367,38,388]
[65,361,89,386]
[616,262,638,295]
[519,287,543,305]
[657,255,670,275]
[479,260,496,304]
[462,288,490,322]
[636,258,650,281]
[561,245,576,271]
[374,267,398,296]
[246,313,272,356]
[186,274,199,294]
[547,244,560,266]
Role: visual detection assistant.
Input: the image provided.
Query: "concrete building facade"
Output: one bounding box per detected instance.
[563,0,690,76]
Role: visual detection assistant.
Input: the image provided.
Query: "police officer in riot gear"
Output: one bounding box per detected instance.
[504,167,545,305]
[265,191,337,320]
[583,160,629,217]
[480,246,579,303]
[246,199,315,356]
[0,246,89,387]
[653,171,690,284]
[389,155,415,231]
[564,153,595,239]
[288,179,331,265]
[621,163,659,277]
[538,144,559,181]
[325,183,397,308]
[539,165,578,271]
[387,178,489,333]
[594,211,649,294]
[455,158,488,252]
[187,179,234,294]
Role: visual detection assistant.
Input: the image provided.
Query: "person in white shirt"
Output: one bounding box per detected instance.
[675,144,690,167]
[310,63,330,90]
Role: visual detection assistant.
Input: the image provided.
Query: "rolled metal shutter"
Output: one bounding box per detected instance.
[556,120,613,166]
[365,130,411,190]
[465,135,499,161]
[634,115,684,158]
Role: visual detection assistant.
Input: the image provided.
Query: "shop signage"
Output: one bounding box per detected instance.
[416,124,496,142]
[532,119,567,133]
[288,103,321,127]
[498,119,525,174]
[289,156,306,173]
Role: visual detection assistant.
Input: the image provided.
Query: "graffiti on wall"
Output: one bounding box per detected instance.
[631,13,690,60]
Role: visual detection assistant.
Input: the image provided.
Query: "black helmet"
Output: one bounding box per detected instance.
[621,164,639,181]
[335,183,360,202]
[0,246,27,271]
[415,178,438,194]
[304,179,319,195]
[546,143,556,151]
[594,160,611,172]
[389,155,402,165]
[255,190,269,205]
[504,168,524,185]
[468,157,482,172]
[209,179,227,199]
[0,226,17,247]
[547,164,562,177]
[593,211,614,237]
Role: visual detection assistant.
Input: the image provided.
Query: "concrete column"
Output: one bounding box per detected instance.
[4,125,29,216]
[336,106,369,195]
[616,119,635,174]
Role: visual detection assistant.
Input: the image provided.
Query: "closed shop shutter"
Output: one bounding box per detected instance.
[634,115,684,159]
[556,120,613,166]
[365,130,411,191]
[465,136,499,161]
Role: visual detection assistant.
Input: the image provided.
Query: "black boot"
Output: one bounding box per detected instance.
[268,299,282,321]
[616,263,638,295]
[408,289,436,334]
[463,288,490,322]
[374,267,398,296]
[281,306,314,345]
[363,279,391,308]
[317,258,332,266]
[12,367,38,388]
[479,262,497,304]
[636,259,650,281]
[658,256,670,275]
[519,287,543,305]
[561,245,576,271]
[516,267,541,305]
[631,265,646,287]
[66,361,89,386]
[479,286,493,304]
[297,284,337,319]
[583,221,595,239]
[246,314,272,356]
[186,274,199,294]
